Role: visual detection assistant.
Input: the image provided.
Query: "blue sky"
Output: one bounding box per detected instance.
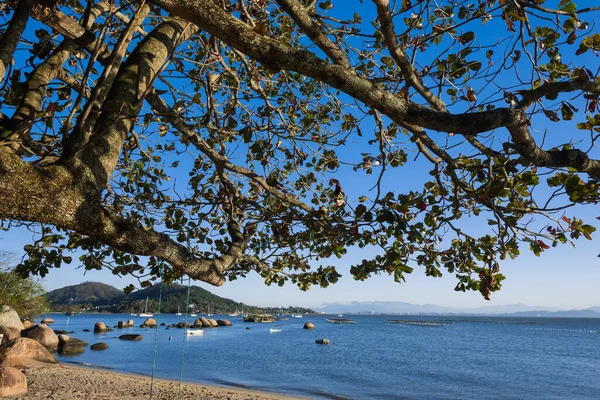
[1,0,600,310]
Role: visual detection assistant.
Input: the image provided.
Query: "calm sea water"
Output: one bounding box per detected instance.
[48,313,600,399]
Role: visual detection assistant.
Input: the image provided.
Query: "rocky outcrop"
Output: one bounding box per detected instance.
[0,306,24,331]
[0,366,27,396]
[0,326,20,345]
[118,334,142,341]
[141,318,156,328]
[57,335,88,355]
[41,318,54,324]
[117,320,134,329]
[198,317,214,328]
[90,342,109,351]
[0,338,58,368]
[175,322,190,329]
[192,319,202,328]
[20,324,59,352]
[94,322,108,333]
[207,319,218,327]
[303,322,316,329]
[216,319,232,327]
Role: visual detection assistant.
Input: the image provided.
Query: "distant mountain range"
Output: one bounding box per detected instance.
[316,301,600,318]
[46,281,315,315]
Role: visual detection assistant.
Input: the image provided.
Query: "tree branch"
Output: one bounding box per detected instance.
[0,0,35,83]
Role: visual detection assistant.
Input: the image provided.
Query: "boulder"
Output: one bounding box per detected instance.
[245,327,251,330]
[57,335,88,355]
[0,338,58,368]
[192,319,202,328]
[127,320,134,327]
[0,366,27,397]
[216,319,232,327]
[94,322,107,333]
[21,324,59,352]
[0,326,20,345]
[199,317,213,328]
[22,320,34,329]
[0,306,23,331]
[117,321,130,329]
[303,322,316,330]
[208,319,218,327]
[90,342,109,351]
[160,322,166,326]
[53,330,69,335]
[41,318,54,324]
[141,318,156,328]
[315,339,329,345]
[82,329,90,332]
[175,322,190,329]
[118,334,142,341]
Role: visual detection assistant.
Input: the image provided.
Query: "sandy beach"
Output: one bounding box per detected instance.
[13,364,304,400]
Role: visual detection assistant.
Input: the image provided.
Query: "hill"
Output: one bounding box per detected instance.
[46,282,314,315]
[45,282,123,306]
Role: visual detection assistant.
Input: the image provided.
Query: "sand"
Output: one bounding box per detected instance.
[13,364,304,400]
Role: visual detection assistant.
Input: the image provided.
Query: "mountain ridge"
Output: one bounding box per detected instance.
[46,281,315,315]
[316,300,598,317]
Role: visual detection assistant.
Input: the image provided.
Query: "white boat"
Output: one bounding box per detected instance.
[291,314,303,318]
[269,328,281,333]
[338,314,343,317]
[190,313,197,317]
[186,329,203,336]
[139,297,153,317]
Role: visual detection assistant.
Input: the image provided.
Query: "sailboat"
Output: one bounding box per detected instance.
[176,306,182,316]
[139,297,153,317]
[207,302,213,317]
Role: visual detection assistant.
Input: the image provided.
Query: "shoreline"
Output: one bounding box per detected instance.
[15,362,305,399]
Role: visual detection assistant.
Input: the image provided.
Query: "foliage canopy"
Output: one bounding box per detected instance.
[0,252,48,318]
[0,0,599,299]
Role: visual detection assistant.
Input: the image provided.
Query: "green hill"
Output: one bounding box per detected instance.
[45,281,123,306]
[45,282,314,315]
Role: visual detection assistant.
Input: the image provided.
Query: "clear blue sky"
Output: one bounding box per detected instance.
[1,0,599,310]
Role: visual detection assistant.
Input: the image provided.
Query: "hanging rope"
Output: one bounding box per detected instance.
[178,277,193,399]
[149,262,165,400]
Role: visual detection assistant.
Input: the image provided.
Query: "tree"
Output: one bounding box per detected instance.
[0,252,48,318]
[0,0,598,299]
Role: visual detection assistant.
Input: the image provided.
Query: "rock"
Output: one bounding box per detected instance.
[117,320,134,329]
[53,330,69,335]
[20,324,59,352]
[57,335,88,355]
[93,322,107,333]
[82,329,90,332]
[303,322,316,330]
[160,323,166,326]
[22,320,34,329]
[0,338,58,368]
[118,334,142,341]
[315,339,329,345]
[106,327,113,332]
[0,326,20,345]
[0,306,24,331]
[168,324,177,328]
[208,319,218,327]
[192,319,202,328]
[199,317,213,328]
[0,366,27,397]
[141,318,156,328]
[127,320,134,327]
[176,322,190,329]
[41,318,54,324]
[216,319,232,327]
[246,327,251,330]
[90,342,109,351]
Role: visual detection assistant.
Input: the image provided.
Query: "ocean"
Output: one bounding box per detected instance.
[49,313,600,399]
